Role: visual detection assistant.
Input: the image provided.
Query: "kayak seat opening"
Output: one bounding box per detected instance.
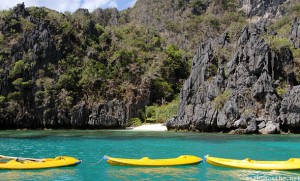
[56,157,65,160]
[16,158,25,163]
[243,158,252,162]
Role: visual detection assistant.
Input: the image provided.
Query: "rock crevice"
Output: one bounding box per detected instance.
[167,18,300,134]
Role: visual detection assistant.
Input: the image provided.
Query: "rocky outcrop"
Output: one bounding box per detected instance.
[290,17,300,48]
[280,86,300,133]
[92,8,122,26]
[0,2,299,131]
[167,18,300,134]
[0,3,147,129]
[239,0,287,19]
[88,100,127,128]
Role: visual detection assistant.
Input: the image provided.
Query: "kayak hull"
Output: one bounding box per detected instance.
[104,155,202,166]
[205,155,300,170]
[0,156,81,170]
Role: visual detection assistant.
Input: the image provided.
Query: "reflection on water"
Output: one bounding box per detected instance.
[106,166,200,181]
[0,168,77,181]
[0,130,300,180]
[205,167,300,181]
[247,170,300,181]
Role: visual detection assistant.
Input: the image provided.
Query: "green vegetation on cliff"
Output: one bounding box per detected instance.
[0,0,299,128]
[0,3,191,128]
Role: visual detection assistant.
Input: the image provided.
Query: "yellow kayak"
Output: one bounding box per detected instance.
[205,155,300,170]
[103,155,202,166]
[0,155,81,170]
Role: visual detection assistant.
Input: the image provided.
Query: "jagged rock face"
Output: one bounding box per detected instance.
[92,8,121,26]
[291,17,300,48]
[129,0,291,56]
[280,86,300,133]
[167,19,300,133]
[0,3,146,129]
[11,3,29,19]
[0,2,298,131]
[88,100,127,128]
[239,0,287,19]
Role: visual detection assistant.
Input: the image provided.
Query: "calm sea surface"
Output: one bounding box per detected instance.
[0,130,299,181]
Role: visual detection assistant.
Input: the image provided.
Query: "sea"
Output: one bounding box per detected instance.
[0,130,299,181]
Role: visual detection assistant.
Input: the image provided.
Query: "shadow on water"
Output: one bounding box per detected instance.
[1,130,300,142]
[205,166,300,181]
[106,166,200,180]
[0,168,77,181]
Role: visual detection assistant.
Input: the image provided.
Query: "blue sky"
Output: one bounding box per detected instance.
[0,0,137,12]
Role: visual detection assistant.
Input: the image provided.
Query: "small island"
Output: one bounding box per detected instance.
[0,1,299,134]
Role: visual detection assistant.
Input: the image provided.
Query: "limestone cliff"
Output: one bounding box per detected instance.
[167,17,300,133]
[0,1,299,132]
[0,3,149,129]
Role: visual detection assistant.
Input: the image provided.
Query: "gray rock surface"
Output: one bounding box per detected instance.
[259,121,280,134]
[291,17,300,48]
[88,100,128,128]
[0,3,146,129]
[167,17,300,134]
[239,0,286,19]
[279,86,300,133]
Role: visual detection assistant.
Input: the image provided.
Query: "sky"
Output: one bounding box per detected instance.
[0,0,137,13]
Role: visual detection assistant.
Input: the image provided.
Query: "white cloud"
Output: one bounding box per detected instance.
[80,0,118,12]
[39,0,82,12]
[0,0,120,13]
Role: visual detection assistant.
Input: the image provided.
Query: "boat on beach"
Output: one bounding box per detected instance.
[0,155,81,169]
[104,155,202,166]
[205,155,300,170]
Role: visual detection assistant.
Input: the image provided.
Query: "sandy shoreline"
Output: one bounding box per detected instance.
[127,124,168,131]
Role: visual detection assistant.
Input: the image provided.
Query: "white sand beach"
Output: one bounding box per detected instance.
[128,124,167,131]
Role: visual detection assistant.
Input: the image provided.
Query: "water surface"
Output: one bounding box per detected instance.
[0,130,299,180]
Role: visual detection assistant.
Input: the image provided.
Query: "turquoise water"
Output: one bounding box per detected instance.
[0,130,300,180]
